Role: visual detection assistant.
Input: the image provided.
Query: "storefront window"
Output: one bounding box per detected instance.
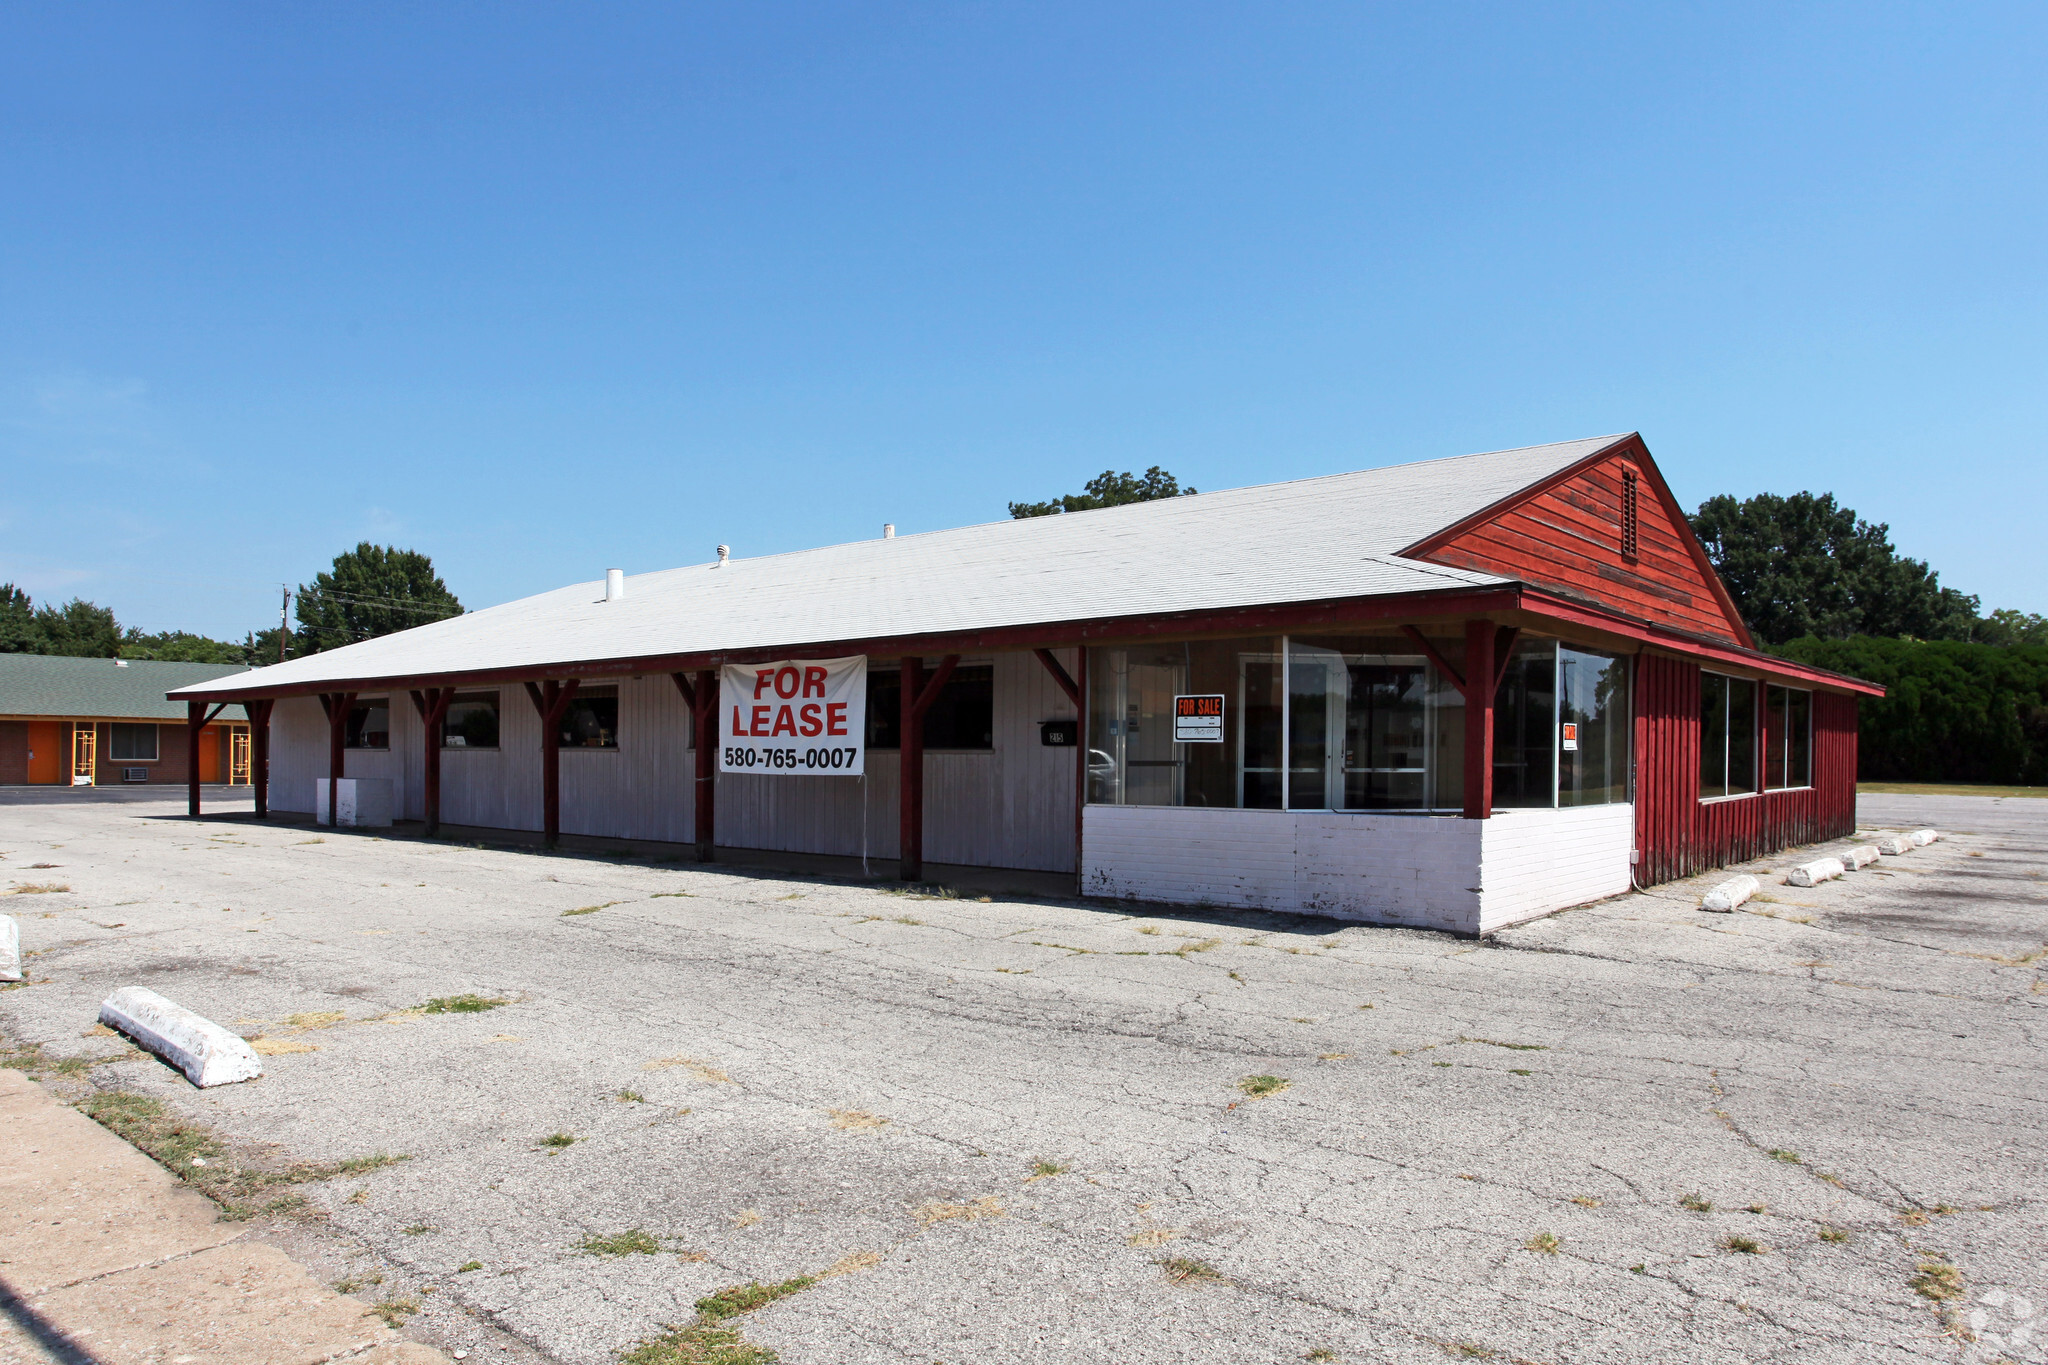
[1763,685,1811,790]
[1493,642,1557,808]
[1558,647,1630,806]
[1087,634,1466,810]
[1700,673,1757,798]
[559,685,619,749]
[441,692,500,749]
[1087,633,1634,812]
[345,699,390,749]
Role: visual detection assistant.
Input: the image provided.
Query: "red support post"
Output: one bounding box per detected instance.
[525,679,580,848]
[186,701,205,817]
[410,687,454,837]
[317,692,356,827]
[694,669,717,860]
[897,654,959,883]
[1073,646,1088,886]
[248,699,274,819]
[670,671,720,861]
[1461,620,1496,819]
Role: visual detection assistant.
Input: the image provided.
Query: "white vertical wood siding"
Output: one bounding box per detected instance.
[261,650,1081,873]
[1083,803,1632,935]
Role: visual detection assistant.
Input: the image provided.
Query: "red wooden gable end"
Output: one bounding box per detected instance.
[1405,438,1751,646]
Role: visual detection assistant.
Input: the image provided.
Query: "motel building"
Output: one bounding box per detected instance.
[170,435,1881,936]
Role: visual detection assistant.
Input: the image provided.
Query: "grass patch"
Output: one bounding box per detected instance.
[1237,1074,1290,1098]
[6,882,70,895]
[1524,1231,1560,1255]
[696,1277,818,1322]
[643,1055,733,1084]
[1857,781,2048,798]
[404,1222,434,1235]
[1767,1148,1800,1163]
[1446,1346,1494,1360]
[1818,1225,1851,1243]
[1459,1036,1548,1051]
[1680,1193,1713,1212]
[651,890,697,898]
[1723,1235,1765,1254]
[580,1227,663,1256]
[1158,1255,1225,1285]
[1508,1068,1533,1076]
[621,1324,778,1364]
[1170,937,1222,956]
[1307,1351,1338,1363]
[1570,1196,1602,1208]
[616,1089,646,1103]
[1912,1257,1964,1301]
[562,904,610,916]
[2,1036,100,1077]
[458,1260,483,1272]
[538,1132,578,1151]
[1127,1228,1180,1247]
[78,1091,406,1220]
[827,1108,888,1130]
[1027,1159,1068,1180]
[821,1250,880,1277]
[370,1295,419,1326]
[418,993,507,1013]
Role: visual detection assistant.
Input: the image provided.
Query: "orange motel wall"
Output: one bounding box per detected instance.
[1632,652,1860,884]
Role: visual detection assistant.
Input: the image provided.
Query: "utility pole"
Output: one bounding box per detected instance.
[278,585,289,664]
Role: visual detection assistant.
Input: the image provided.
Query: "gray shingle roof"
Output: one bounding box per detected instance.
[0,655,252,720]
[175,435,1628,698]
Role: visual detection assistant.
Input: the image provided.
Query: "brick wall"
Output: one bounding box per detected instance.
[0,722,26,785]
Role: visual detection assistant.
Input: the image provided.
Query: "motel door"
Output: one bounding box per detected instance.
[230,727,252,785]
[71,723,96,785]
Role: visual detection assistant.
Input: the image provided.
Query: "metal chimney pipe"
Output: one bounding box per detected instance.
[716,544,730,566]
[883,523,895,539]
[605,568,625,601]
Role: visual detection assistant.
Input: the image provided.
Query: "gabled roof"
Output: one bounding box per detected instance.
[172,435,1631,700]
[0,654,252,720]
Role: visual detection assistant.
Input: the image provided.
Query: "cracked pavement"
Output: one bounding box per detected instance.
[1,788,2043,1364]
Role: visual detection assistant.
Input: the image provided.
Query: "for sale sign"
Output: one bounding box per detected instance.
[720,656,866,774]
[1173,694,1225,743]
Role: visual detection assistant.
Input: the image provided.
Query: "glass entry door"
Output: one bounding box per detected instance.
[71,723,96,785]
[1287,643,1436,810]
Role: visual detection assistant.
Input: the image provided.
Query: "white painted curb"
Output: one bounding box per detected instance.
[99,987,262,1089]
[1702,875,1759,913]
[1909,828,1940,846]
[0,914,19,983]
[1786,857,1847,888]
[1876,835,1913,855]
[1845,845,1882,870]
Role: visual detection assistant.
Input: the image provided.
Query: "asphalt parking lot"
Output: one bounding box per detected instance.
[3,788,2044,1365]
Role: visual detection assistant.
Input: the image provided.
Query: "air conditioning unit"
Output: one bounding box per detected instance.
[123,767,150,783]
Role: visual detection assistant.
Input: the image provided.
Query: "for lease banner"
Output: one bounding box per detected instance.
[719,656,866,775]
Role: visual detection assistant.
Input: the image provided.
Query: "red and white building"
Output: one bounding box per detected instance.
[170,434,1879,935]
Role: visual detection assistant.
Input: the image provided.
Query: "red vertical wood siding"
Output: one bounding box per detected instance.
[1422,456,1747,644]
[1633,653,1859,883]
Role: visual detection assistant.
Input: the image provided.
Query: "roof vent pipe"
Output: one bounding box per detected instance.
[883,523,895,539]
[715,544,730,567]
[605,568,625,601]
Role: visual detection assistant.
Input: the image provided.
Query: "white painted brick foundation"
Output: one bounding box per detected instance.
[1082,803,1633,935]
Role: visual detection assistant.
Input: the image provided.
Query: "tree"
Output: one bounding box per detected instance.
[1690,492,1978,646]
[33,598,122,657]
[293,544,463,654]
[1974,609,2048,648]
[119,630,249,664]
[1009,466,1197,519]
[0,584,43,653]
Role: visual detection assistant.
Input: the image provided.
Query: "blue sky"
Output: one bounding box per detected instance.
[3,3,2043,637]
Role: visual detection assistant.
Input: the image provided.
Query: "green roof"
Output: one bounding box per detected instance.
[0,654,253,721]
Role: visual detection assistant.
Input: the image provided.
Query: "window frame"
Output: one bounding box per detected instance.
[1698,672,1760,803]
[109,722,160,762]
[344,698,391,751]
[864,662,996,752]
[558,684,621,751]
[1763,684,1813,791]
[440,690,502,751]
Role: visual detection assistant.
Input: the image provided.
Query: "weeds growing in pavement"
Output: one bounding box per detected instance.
[418,993,507,1013]
[1238,1074,1290,1098]
[1818,1225,1851,1243]
[1680,1193,1713,1212]
[1524,1232,1560,1255]
[1723,1235,1765,1254]
[579,1227,663,1256]
[538,1132,578,1151]
[78,1092,406,1220]
[1912,1257,1964,1301]
[1027,1159,1068,1180]
[1158,1256,1225,1285]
